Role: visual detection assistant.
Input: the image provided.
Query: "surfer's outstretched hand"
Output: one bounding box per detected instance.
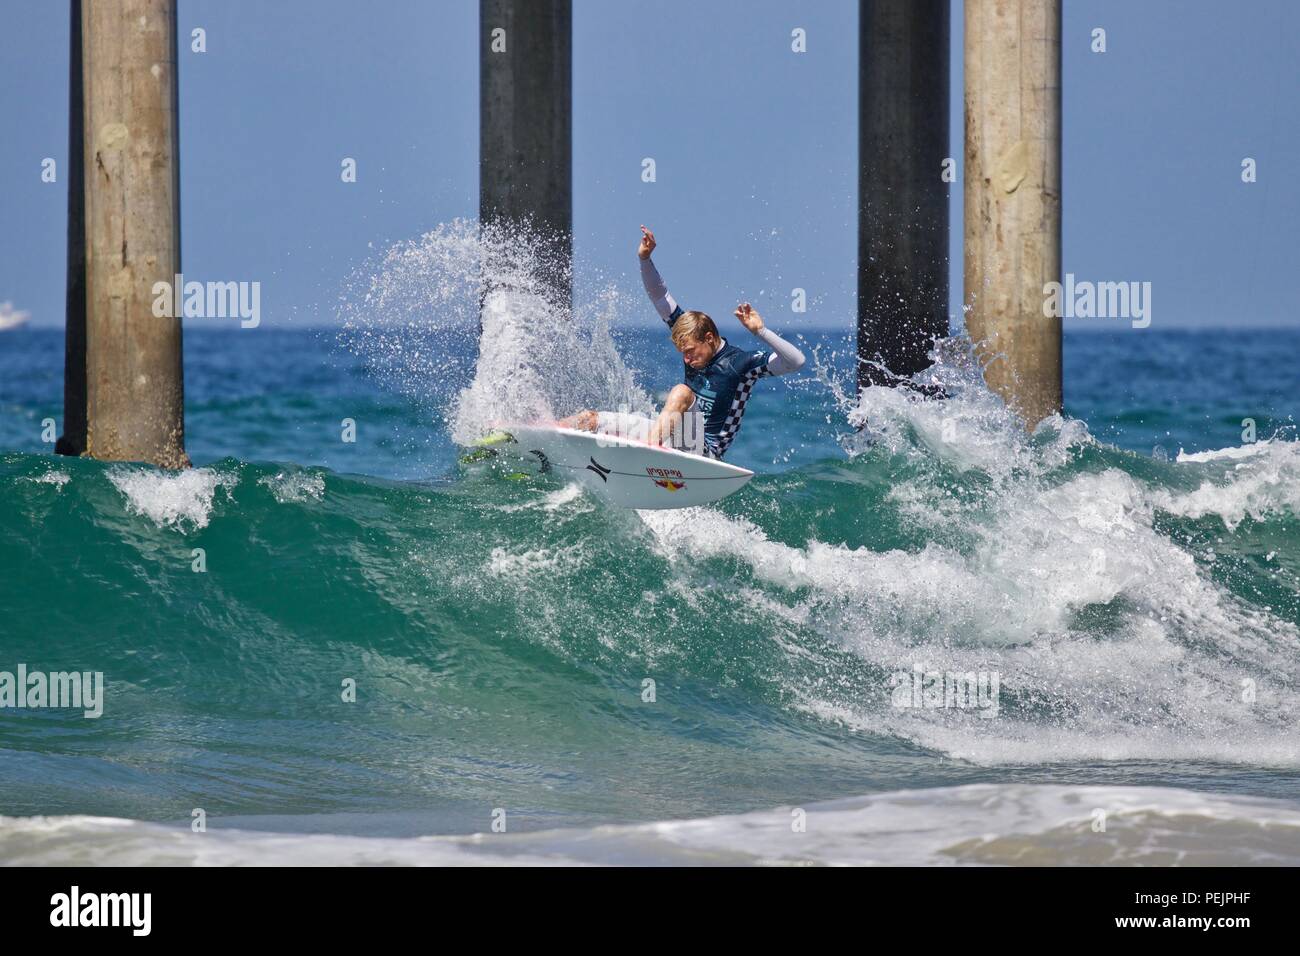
[735,302,765,333]
[638,225,657,260]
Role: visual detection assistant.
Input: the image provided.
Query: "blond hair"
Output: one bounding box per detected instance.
[670,311,719,349]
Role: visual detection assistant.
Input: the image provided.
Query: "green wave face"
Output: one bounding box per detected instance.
[3,413,1299,828]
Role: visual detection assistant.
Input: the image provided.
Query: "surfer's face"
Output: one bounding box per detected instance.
[678,333,719,369]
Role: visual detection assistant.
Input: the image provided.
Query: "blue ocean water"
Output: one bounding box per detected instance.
[6,326,1297,473]
[2,313,1299,864]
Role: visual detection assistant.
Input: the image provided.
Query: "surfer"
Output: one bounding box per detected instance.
[560,226,805,459]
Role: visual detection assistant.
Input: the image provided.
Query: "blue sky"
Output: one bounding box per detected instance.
[1,0,1296,331]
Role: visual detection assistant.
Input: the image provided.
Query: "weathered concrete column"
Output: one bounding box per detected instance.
[56,0,86,458]
[964,0,1062,427]
[480,0,572,306]
[858,0,950,394]
[79,0,188,468]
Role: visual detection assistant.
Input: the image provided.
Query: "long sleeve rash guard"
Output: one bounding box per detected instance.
[639,255,805,458]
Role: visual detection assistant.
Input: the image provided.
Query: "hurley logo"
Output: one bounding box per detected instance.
[585,457,611,482]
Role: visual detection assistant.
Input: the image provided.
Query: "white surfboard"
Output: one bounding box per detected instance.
[498,424,754,509]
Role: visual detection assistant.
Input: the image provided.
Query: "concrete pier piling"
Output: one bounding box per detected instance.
[480,0,573,307]
[62,0,188,468]
[56,0,86,458]
[857,0,951,395]
[963,0,1063,428]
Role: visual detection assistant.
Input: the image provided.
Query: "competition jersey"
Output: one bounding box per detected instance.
[667,308,771,459]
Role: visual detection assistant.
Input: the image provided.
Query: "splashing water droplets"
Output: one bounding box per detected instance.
[337,218,653,445]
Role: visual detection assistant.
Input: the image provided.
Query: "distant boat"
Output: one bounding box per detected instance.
[0,302,32,331]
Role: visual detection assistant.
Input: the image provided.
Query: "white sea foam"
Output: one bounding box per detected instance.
[2,784,1296,866]
[487,543,586,579]
[538,483,589,513]
[1158,438,1300,529]
[258,470,325,504]
[107,466,236,531]
[24,469,70,489]
[639,372,1300,766]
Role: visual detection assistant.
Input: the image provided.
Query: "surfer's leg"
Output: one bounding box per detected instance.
[648,384,696,449]
[593,411,654,443]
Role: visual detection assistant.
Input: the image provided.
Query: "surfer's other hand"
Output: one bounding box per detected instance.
[638,225,656,260]
[735,302,764,333]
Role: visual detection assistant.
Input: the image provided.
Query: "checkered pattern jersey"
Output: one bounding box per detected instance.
[705,363,774,459]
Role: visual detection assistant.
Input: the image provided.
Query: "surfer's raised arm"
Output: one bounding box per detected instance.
[638,225,683,327]
[734,303,805,376]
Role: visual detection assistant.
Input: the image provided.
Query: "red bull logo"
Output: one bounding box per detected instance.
[648,467,686,492]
